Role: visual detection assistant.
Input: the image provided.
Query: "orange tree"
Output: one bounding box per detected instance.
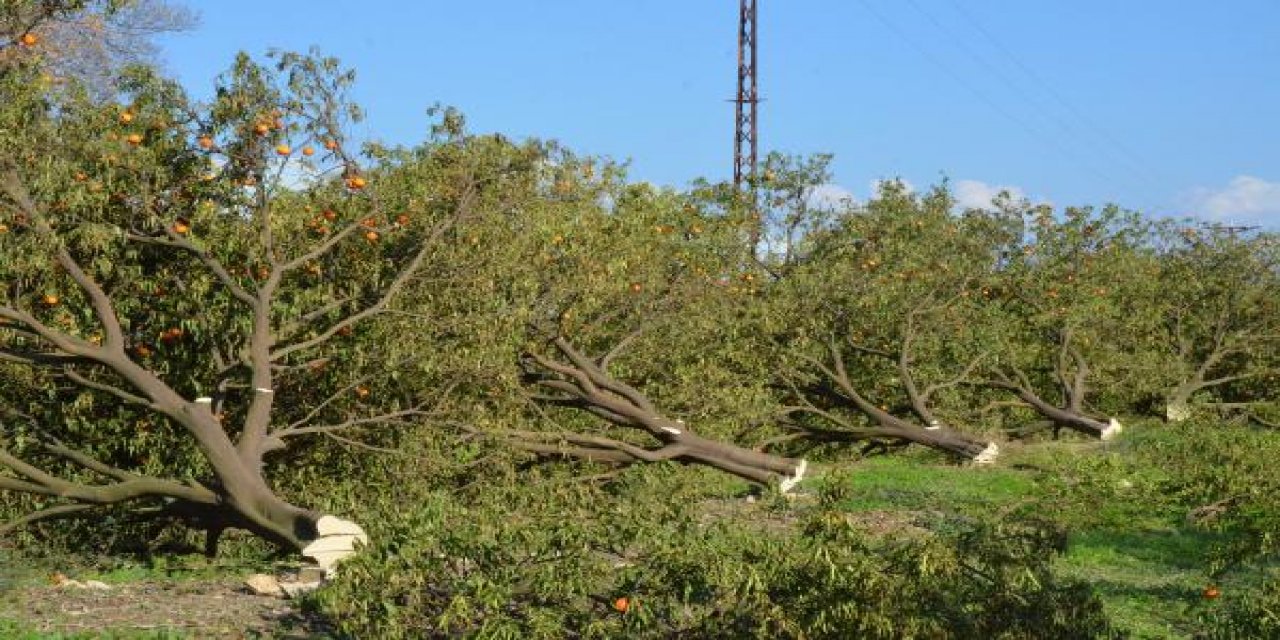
[374,132,809,492]
[761,182,1002,462]
[0,38,479,566]
[1150,226,1280,423]
[974,202,1158,439]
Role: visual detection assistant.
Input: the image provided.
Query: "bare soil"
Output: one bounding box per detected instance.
[3,577,334,638]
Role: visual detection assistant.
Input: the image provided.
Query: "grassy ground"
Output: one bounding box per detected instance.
[811,432,1265,639]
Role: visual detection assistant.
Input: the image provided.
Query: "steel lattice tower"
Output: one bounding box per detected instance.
[733,0,759,205]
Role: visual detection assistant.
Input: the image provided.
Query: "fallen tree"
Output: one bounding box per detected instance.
[775,332,998,464]
[984,331,1122,441]
[472,335,808,492]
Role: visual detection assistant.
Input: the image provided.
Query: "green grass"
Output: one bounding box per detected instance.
[821,454,1040,515]
[1057,526,1222,638]
[804,434,1267,639]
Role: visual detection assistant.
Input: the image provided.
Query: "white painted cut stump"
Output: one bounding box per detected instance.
[1100,418,1123,441]
[301,515,368,577]
[972,442,1000,465]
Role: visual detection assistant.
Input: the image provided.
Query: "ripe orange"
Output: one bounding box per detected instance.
[125,133,143,146]
[275,144,291,156]
[629,282,642,293]
[172,218,191,234]
[254,123,270,136]
[197,135,214,150]
[355,385,370,399]
[301,145,315,157]
[365,230,380,243]
[0,223,8,233]
[1203,586,1221,600]
[19,33,38,47]
[41,293,59,306]
[395,214,410,227]
[322,210,337,222]
[612,597,631,613]
[347,176,367,190]
[324,139,338,150]
[119,111,134,124]
[360,216,377,228]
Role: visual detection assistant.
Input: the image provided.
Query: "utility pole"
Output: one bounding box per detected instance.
[734,0,761,249]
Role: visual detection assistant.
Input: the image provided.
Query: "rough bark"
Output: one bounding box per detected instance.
[509,336,809,492]
[985,367,1121,440]
[778,335,999,463]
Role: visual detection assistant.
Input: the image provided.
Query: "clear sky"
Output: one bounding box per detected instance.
[156,1,1280,227]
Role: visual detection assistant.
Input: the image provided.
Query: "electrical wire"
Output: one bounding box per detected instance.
[852,0,1139,201]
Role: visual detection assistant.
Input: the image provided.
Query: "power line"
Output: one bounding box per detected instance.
[852,0,1132,197]
[939,0,1162,187]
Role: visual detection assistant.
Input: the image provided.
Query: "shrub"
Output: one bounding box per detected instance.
[311,465,1113,639]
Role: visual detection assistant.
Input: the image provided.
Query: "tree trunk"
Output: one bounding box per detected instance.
[1010,388,1122,440]
[519,337,810,493]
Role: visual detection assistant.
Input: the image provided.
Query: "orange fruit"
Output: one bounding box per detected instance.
[197,135,214,150]
[41,293,59,306]
[347,176,367,190]
[322,209,337,221]
[254,123,270,136]
[365,230,380,243]
[395,214,410,227]
[172,218,191,234]
[125,133,143,146]
[1203,586,1221,599]
[612,597,631,613]
[629,282,642,293]
[19,33,38,47]
[301,145,315,157]
[275,144,291,156]
[355,385,370,399]
[119,111,134,124]
[324,139,338,150]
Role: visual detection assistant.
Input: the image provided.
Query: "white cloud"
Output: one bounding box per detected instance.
[952,179,1027,211]
[807,183,856,209]
[1183,175,1280,225]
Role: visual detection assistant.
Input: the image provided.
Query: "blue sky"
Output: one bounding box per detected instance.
[157,1,1280,226]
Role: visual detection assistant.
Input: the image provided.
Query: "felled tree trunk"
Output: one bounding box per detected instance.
[505,336,809,493]
[780,336,999,464]
[985,366,1122,440]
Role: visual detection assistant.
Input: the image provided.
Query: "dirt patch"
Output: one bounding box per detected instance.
[4,577,333,638]
[842,509,932,538]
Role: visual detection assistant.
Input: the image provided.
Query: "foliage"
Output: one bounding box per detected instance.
[312,465,1112,639]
